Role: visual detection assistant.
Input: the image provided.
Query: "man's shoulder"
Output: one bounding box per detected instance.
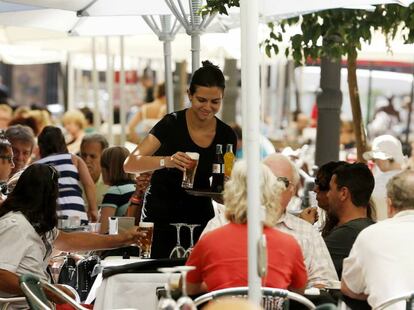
[279,212,319,233]
[342,218,375,233]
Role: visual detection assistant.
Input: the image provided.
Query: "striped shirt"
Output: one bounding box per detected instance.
[37,153,88,224]
[101,182,135,216]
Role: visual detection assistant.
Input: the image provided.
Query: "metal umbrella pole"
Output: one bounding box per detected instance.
[240,0,262,305]
[142,15,181,113]
[164,0,217,73]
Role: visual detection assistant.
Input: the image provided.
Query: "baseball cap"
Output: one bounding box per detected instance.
[363,135,404,164]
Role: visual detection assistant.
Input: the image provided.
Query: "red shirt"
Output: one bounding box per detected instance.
[186,223,307,291]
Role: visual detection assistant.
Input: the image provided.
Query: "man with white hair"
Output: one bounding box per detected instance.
[363,134,404,220]
[202,153,338,288]
[342,170,414,309]
[263,153,338,288]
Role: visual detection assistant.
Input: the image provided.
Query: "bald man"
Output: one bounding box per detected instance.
[263,154,338,289]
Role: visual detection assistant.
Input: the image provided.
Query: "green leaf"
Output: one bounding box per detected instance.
[265,45,272,58]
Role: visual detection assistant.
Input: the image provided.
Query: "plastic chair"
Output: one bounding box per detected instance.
[19,274,89,310]
[193,287,316,309]
[0,296,27,310]
[376,292,414,310]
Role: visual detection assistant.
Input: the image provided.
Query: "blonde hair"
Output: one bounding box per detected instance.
[224,161,284,227]
[27,109,52,135]
[0,104,12,115]
[62,110,87,130]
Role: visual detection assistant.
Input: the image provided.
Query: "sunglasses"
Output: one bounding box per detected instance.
[277,176,292,189]
[314,178,330,191]
[0,155,13,164]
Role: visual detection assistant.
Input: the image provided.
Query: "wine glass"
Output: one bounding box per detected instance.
[175,266,196,310]
[157,267,178,310]
[169,223,186,259]
[184,224,200,258]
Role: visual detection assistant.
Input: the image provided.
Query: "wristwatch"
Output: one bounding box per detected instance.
[160,158,165,168]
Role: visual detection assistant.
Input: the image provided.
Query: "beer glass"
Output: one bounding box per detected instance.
[181,152,199,189]
[138,222,154,258]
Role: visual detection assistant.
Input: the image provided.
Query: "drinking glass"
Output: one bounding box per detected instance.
[157,267,178,310]
[169,223,186,259]
[181,152,199,189]
[184,224,200,258]
[139,222,154,258]
[175,266,196,310]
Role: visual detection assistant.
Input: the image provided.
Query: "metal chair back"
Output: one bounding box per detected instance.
[376,292,414,310]
[193,286,316,309]
[0,296,27,310]
[19,273,89,310]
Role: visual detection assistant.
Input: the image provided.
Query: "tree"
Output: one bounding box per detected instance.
[203,2,414,161]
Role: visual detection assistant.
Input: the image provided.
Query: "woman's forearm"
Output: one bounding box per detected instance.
[54,228,144,252]
[0,269,21,295]
[124,155,170,174]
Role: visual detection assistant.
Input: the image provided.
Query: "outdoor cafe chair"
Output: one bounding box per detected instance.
[376,292,414,310]
[193,286,317,309]
[0,296,26,310]
[19,273,89,310]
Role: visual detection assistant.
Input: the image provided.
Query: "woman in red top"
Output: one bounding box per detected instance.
[186,161,307,295]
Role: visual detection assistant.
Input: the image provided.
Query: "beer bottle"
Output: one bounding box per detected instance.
[224,144,235,178]
[211,144,224,192]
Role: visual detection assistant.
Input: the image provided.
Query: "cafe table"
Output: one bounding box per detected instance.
[86,257,181,310]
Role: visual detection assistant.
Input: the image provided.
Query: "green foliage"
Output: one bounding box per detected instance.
[200,0,239,17]
[262,4,414,64]
[203,1,414,63]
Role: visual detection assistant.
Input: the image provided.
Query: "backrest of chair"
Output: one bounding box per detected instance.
[40,281,90,310]
[193,287,316,310]
[376,292,414,310]
[18,274,51,310]
[0,296,27,310]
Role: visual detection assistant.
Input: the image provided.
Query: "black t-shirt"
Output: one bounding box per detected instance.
[324,217,375,278]
[144,109,237,224]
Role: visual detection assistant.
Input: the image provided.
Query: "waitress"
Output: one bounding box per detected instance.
[124,60,236,258]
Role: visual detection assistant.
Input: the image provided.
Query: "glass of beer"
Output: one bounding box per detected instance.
[138,222,154,259]
[181,152,199,189]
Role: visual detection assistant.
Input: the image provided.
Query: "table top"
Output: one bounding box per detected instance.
[88,258,181,310]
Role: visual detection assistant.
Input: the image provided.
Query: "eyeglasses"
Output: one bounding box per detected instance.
[314,178,330,191]
[0,155,13,164]
[277,176,292,189]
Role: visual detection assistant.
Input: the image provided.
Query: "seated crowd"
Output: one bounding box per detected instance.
[0,117,414,310]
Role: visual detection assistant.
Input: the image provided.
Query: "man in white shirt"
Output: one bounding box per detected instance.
[342,170,414,309]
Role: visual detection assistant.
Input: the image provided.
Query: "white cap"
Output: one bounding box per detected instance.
[363,135,404,164]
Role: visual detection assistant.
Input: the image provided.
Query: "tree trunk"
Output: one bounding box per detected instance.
[347,49,367,162]
[315,57,342,166]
